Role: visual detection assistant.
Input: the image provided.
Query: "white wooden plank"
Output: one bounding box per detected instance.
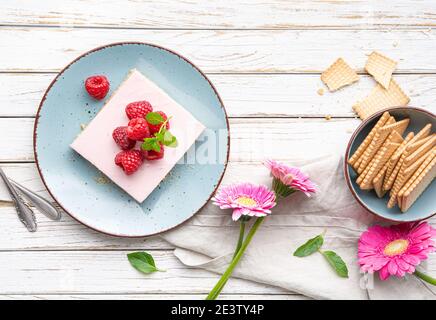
[0,293,308,300]
[1,28,436,73]
[0,161,336,250]
[0,250,290,295]
[0,118,361,162]
[1,1,435,29]
[2,73,436,117]
[0,203,172,251]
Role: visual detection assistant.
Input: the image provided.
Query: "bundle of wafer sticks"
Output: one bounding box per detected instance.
[348,111,435,212]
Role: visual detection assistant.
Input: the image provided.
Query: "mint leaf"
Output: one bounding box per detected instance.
[142,138,161,152]
[146,112,165,125]
[321,250,349,278]
[127,251,164,274]
[293,234,324,257]
[142,137,157,151]
[155,131,165,142]
[162,130,178,148]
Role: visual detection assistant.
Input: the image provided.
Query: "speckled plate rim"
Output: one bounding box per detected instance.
[344,106,436,223]
[33,42,230,238]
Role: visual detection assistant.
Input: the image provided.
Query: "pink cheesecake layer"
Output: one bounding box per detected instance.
[71,69,205,202]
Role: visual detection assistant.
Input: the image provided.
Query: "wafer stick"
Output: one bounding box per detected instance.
[411,123,432,143]
[398,149,435,201]
[357,117,396,174]
[348,112,391,167]
[385,132,414,185]
[403,134,436,167]
[360,142,401,190]
[357,131,402,187]
[373,162,389,198]
[383,131,430,192]
[387,137,433,208]
[401,157,436,212]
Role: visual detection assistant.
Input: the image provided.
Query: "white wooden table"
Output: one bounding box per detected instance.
[0,1,435,300]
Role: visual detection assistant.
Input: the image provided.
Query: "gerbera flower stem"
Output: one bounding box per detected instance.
[234,221,246,259]
[414,270,436,286]
[209,221,247,298]
[206,217,265,300]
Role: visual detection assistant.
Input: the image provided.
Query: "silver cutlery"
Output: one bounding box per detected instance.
[10,179,61,221]
[0,167,37,232]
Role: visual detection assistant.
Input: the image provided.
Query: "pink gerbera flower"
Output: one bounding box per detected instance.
[264,159,316,197]
[212,183,276,221]
[358,222,436,280]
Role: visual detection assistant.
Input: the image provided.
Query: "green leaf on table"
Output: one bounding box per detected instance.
[321,250,349,278]
[293,234,324,257]
[146,112,165,125]
[127,251,164,274]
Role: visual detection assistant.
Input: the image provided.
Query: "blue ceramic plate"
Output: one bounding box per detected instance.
[34,43,229,237]
[344,107,435,222]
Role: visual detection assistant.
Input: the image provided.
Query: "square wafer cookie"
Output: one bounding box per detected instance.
[348,111,391,168]
[365,51,397,89]
[401,156,436,212]
[321,58,359,92]
[352,79,410,120]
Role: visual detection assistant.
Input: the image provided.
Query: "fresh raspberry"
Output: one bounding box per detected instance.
[112,126,136,150]
[114,151,125,167]
[114,150,143,175]
[125,101,153,120]
[85,75,110,100]
[147,111,170,135]
[126,118,151,141]
[143,145,165,160]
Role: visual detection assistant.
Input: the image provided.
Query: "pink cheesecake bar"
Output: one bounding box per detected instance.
[71,69,205,202]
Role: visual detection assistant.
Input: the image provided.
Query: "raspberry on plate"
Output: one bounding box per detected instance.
[147,111,170,135]
[112,126,136,150]
[85,75,110,100]
[115,150,144,175]
[125,100,153,120]
[126,118,151,141]
[143,145,165,160]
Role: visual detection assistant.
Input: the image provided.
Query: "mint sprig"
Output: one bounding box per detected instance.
[127,251,165,274]
[142,112,178,151]
[293,232,349,278]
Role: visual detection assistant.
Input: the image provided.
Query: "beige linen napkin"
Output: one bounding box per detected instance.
[161,155,436,300]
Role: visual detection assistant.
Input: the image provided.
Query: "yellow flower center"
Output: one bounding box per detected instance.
[236,196,257,207]
[383,239,409,256]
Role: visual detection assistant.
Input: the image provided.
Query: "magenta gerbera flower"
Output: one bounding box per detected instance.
[264,159,316,197]
[358,222,436,280]
[211,183,276,221]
